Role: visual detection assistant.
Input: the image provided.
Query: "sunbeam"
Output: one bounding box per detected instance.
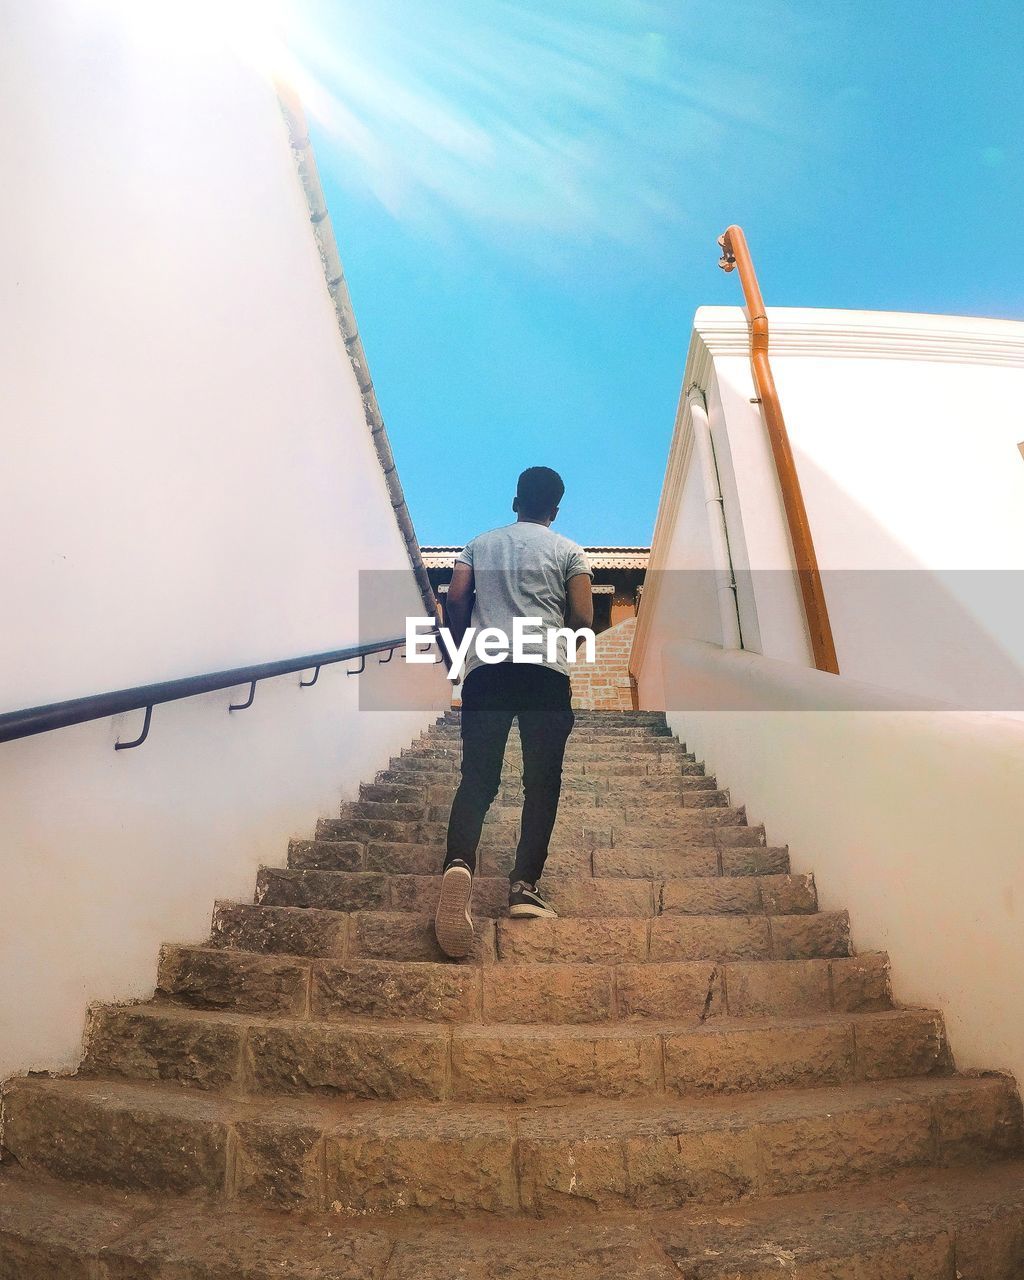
[283,0,827,247]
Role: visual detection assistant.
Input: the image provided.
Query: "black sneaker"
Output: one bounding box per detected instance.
[435,860,475,958]
[508,880,558,919]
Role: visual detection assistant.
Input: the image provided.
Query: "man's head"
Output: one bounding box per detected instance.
[513,466,565,525]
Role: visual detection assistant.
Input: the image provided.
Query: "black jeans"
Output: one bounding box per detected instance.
[444,663,575,885]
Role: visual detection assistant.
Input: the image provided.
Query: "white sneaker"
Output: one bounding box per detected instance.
[435,860,475,957]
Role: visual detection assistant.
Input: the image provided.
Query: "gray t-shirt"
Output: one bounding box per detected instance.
[455,523,593,680]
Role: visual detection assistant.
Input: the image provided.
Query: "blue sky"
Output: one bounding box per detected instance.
[288,0,1023,546]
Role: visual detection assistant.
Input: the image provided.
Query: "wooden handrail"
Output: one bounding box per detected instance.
[717,225,839,674]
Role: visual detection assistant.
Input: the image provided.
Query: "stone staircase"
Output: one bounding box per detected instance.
[2,710,1024,1278]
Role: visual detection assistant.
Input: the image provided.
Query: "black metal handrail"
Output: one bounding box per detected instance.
[0,633,435,751]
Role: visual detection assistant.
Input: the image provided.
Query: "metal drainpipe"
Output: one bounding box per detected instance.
[686,386,743,651]
[276,84,439,627]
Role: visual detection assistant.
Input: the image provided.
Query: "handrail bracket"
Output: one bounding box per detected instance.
[115,705,153,751]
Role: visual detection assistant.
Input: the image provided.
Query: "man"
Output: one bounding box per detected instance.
[434,466,594,959]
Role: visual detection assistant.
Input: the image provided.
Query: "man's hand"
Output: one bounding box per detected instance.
[445,561,475,650]
[566,573,594,647]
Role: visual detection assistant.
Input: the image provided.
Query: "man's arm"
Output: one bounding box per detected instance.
[445,561,475,648]
[566,572,594,636]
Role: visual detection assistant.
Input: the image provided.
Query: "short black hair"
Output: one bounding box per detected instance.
[516,466,565,518]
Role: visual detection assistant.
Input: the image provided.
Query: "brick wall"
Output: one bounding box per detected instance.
[570,617,638,711]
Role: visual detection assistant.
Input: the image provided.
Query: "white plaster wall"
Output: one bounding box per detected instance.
[657,640,1024,1090]
[0,0,448,1081]
[699,307,1024,708]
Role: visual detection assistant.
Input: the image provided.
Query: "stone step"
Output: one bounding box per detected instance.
[316,816,422,844]
[313,812,772,852]
[508,770,715,793]
[493,911,851,965]
[607,805,746,830]
[394,744,698,763]
[506,774,719,796]
[281,834,778,885]
[411,740,687,760]
[259,860,793,911]
[313,815,662,848]
[644,1162,1024,1278]
[299,814,773,865]
[415,747,690,767]
[423,793,734,824]
[4,1161,1024,1280]
[389,753,694,777]
[211,903,851,965]
[81,1002,950,1103]
[382,763,709,788]
[3,1074,1018,1217]
[428,724,676,742]
[345,800,426,823]
[466,789,731,814]
[575,757,705,775]
[430,717,673,733]
[380,758,707,782]
[394,759,701,783]
[594,845,791,878]
[269,860,816,916]
[269,863,657,913]
[345,785,728,824]
[359,776,719,806]
[441,709,669,726]
[475,841,783,880]
[430,722,676,737]
[410,809,750,849]
[155,944,893,1023]
[262,860,793,921]
[328,817,765,855]
[418,730,683,747]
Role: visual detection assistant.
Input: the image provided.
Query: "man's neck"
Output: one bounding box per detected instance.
[516,515,552,528]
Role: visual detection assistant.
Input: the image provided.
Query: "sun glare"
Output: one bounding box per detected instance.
[78,0,296,84]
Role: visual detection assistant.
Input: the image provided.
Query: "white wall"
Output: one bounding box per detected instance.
[0,0,448,1081]
[656,640,1024,1089]
[637,306,1024,710]
[633,304,1024,1096]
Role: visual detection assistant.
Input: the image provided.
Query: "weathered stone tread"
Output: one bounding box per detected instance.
[4,1161,1024,1279]
[81,1001,951,1101]
[154,943,893,1022]
[209,902,847,965]
[2,1073,1019,1219]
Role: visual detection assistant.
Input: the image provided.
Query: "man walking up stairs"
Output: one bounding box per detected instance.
[435,465,594,956]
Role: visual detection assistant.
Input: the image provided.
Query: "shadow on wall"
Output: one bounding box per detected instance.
[650,444,1024,713]
[795,448,1024,712]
